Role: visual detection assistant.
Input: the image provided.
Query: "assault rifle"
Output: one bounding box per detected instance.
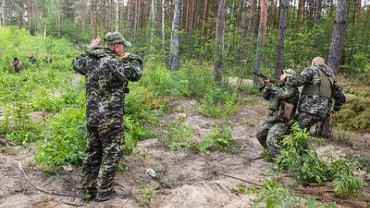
[253,71,283,91]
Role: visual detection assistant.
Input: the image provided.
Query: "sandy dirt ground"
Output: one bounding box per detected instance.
[0,98,368,208]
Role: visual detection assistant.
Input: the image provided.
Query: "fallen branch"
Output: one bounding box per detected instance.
[17,161,75,197]
[121,198,130,208]
[0,137,15,146]
[218,172,261,187]
[58,200,86,207]
[114,182,140,205]
[294,192,368,208]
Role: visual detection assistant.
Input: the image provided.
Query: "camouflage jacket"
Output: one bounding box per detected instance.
[72,48,143,127]
[287,65,346,116]
[262,82,299,121]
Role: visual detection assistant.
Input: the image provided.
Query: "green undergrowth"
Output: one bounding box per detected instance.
[276,123,364,196]
[143,60,241,118]
[242,180,339,208]
[335,95,369,131]
[163,120,234,153]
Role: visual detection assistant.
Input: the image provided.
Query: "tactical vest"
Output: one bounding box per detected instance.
[302,68,334,99]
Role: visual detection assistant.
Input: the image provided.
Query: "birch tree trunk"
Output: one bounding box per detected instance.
[57,0,61,37]
[328,0,348,75]
[150,0,156,48]
[254,0,268,76]
[274,0,289,79]
[161,0,165,46]
[115,0,119,31]
[0,0,4,26]
[169,0,180,72]
[214,0,227,82]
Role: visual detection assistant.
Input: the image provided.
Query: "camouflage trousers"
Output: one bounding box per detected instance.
[297,112,332,138]
[79,124,124,198]
[256,118,290,157]
[296,112,323,131]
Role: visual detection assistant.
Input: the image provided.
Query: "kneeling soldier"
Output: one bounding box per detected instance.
[256,69,299,157]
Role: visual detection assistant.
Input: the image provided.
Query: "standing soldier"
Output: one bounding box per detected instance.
[27,54,38,64]
[43,55,53,64]
[288,57,346,136]
[256,69,299,158]
[11,57,24,72]
[72,32,143,201]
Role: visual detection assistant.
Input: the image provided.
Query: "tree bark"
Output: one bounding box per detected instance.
[214,0,227,82]
[0,0,5,26]
[150,0,156,50]
[57,0,61,37]
[236,0,247,65]
[91,0,97,38]
[161,0,165,47]
[328,0,348,75]
[128,0,135,31]
[314,0,323,22]
[200,0,208,43]
[354,0,360,41]
[254,0,268,76]
[247,0,257,43]
[274,0,289,79]
[115,0,119,31]
[297,0,305,30]
[169,0,181,72]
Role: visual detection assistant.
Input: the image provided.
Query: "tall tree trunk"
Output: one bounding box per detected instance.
[134,0,139,41]
[161,0,165,47]
[150,0,156,50]
[236,0,247,65]
[104,0,110,33]
[214,0,227,82]
[297,0,305,30]
[185,0,189,34]
[34,0,38,34]
[115,0,119,31]
[169,0,180,72]
[128,0,135,31]
[254,0,268,77]
[314,0,323,22]
[57,0,61,37]
[91,0,97,38]
[247,0,257,43]
[354,0,360,41]
[328,0,348,75]
[274,0,288,79]
[200,0,208,43]
[27,0,32,33]
[0,0,4,26]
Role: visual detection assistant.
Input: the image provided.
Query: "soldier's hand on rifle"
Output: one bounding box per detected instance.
[120,52,130,60]
[90,37,101,47]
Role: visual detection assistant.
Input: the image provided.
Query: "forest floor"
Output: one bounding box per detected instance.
[0,96,369,208]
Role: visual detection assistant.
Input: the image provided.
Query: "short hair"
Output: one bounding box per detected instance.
[312,57,325,66]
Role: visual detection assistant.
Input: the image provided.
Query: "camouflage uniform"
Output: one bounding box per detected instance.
[12,57,24,72]
[72,33,143,201]
[256,81,299,157]
[288,64,346,133]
